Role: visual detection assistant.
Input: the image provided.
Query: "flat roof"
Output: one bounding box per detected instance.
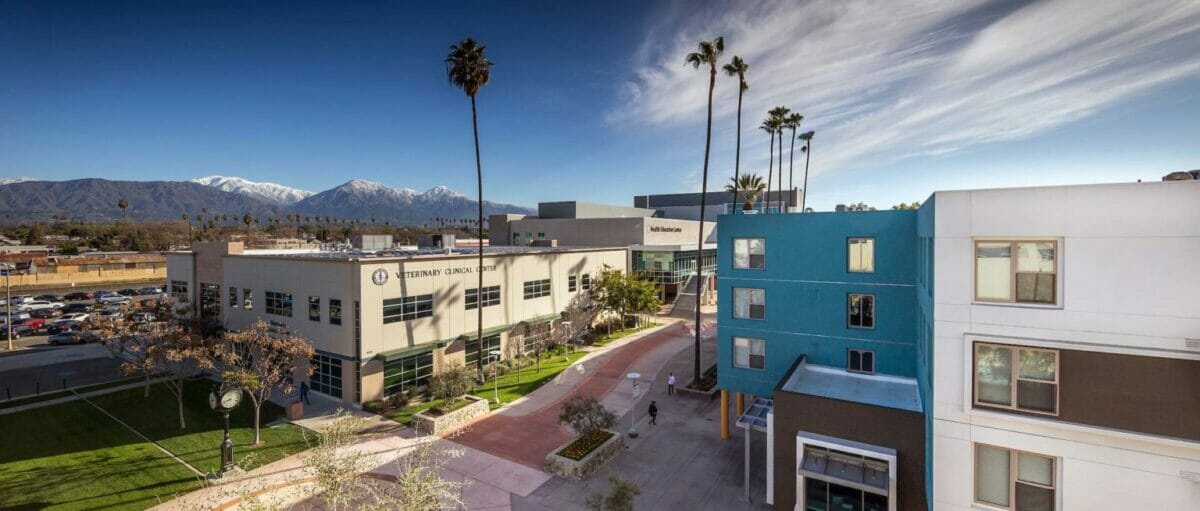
[173,244,627,262]
[780,360,922,413]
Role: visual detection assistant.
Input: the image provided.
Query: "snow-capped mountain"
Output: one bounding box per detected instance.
[191,175,313,205]
[295,179,532,224]
[0,177,36,186]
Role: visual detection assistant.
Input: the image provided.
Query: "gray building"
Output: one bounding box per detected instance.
[634,188,802,221]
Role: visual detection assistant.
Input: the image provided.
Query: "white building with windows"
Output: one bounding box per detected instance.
[928,180,1200,510]
[166,241,625,404]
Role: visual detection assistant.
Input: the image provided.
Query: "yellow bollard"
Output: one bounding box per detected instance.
[720,390,730,439]
[736,392,745,415]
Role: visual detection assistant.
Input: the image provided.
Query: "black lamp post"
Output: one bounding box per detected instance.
[208,382,243,477]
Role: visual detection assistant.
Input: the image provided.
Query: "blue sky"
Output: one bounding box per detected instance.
[2,0,1198,211]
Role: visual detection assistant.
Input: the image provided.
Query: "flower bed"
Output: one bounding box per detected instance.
[679,365,719,400]
[544,429,624,481]
[411,395,489,436]
[427,397,473,416]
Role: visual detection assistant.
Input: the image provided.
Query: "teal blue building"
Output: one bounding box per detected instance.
[717,208,933,511]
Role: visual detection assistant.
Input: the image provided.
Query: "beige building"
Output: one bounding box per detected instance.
[166,242,626,404]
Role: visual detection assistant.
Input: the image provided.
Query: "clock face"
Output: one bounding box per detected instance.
[221,389,242,409]
[372,269,389,286]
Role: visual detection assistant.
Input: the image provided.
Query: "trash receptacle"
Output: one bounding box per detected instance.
[287,400,304,420]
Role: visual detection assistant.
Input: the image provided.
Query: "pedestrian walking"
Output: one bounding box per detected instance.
[648,400,658,425]
[299,380,311,405]
[667,372,676,395]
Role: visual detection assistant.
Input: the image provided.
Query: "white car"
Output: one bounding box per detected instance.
[98,295,133,306]
[18,300,64,312]
[1,311,32,324]
[56,312,91,324]
[7,295,33,305]
[98,306,125,320]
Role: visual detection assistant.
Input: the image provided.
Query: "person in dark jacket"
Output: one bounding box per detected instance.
[648,400,658,425]
[299,380,311,405]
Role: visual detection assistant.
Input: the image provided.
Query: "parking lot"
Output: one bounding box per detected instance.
[1,282,167,350]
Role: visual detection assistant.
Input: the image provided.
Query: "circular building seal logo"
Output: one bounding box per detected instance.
[371,268,389,286]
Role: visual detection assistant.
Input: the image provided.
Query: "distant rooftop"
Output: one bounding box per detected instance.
[219,244,622,262]
[780,360,922,413]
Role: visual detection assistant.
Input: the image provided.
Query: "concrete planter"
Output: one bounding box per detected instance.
[677,383,720,400]
[544,430,625,481]
[412,395,489,436]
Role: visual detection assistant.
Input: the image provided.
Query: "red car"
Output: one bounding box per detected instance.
[20,318,46,330]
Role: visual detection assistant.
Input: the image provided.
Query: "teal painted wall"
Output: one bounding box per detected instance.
[716,210,920,398]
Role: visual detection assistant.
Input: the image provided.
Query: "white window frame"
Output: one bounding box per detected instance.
[733,336,765,370]
[847,293,875,329]
[972,238,1061,307]
[733,287,766,320]
[847,348,875,374]
[733,237,766,270]
[972,342,1060,416]
[847,237,875,273]
[973,443,1057,511]
[796,433,898,511]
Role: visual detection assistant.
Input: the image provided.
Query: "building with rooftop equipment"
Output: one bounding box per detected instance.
[166,239,625,404]
[635,188,802,221]
[716,178,1199,511]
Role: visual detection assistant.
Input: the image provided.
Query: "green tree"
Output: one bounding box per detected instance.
[558,394,616,438]
[784,112,804,208]
[592,266,663,333]
[766,106,790,213]
[725,174,765,212]
[588,476,641,511]
[242,213,254,239]
[722,55,749,213]
[892,201,921,210]
[117,198,129,220]
[684,35,723,382]
[446,37,494,366]
[758,118,776,213]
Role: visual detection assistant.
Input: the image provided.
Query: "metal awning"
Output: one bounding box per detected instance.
[735,397,773,432]
[798,445,890,496]
[373,341,444,363]
[457,324,512,340]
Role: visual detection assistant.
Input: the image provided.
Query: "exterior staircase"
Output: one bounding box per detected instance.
[669,274,708,319]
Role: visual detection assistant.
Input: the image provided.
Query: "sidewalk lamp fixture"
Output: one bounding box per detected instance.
[208,382,243,478]
[627,372,641,438]
[489,349,502,404]
[561,321,573,361]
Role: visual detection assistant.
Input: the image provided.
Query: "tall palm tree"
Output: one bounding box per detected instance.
[684,36,724,382]
[446,37,494,371]
[724,174,766,211]
[243,213,254,239]
[117,198,129,220]
[759,117,777,213]
[767,106,790,213]
[784,113,804,212]
[722,56,749,213]
[799,130,815,212]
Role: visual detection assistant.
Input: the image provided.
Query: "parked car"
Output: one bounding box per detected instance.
[98,306,125,321]
[138,298,161,308]
[137,286,163,295]
[49,331,99,345]
[61,303,93,314]
[18,300,65,312]
[47,320,85,335]
[8,295,34,305]
[98,295,133,306]
[34,294,63,302]
[30,308,63,319]
[117,288,140,297]
[64,291,95,301]
[8,324,35,339]
[1,311,32,324]
[128,311,156,324]
[57,312,91,324]
[20,318,46,330]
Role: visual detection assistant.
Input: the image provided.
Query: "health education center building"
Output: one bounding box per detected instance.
[715,179,1200,511]
[166,241,625,404]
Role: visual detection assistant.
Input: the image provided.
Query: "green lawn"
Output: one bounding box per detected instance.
[0,378,313,511]
[386,351,589,425]
[0,400,202,511]
[592,322,661,346]
[89,379,312,474]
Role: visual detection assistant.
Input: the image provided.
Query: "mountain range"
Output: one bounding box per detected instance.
[0,176,533,224]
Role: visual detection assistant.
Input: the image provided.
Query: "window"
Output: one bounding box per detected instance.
[200,283,221,317]
[848,294,875,328]
[523,279,551,299]
[581,273,591,290]
[243,289,253,310]
[976,240,1057,304]
[465,285,501,310]
[465,334,502,368]
[975,444,1056,510]
[733,337,765,369]
[265,291,293,317]
[170,280,188,299]
[848,238,875,273]
[537,232,545,239]
[974,343,1059,415]
[310,354,343,397]
[229,287,239,308]
[848,349,875,374]
[512,232,520,244]
[308,296,321,321]
[383,351,434,396]
[268,320,289,334]
[802,445,891,511]
[329,299,342,325]
[733,288,765,319]
[382,295,434,323]
[733,238,766,269]
[568,275,578,292]
[522,322,551,354]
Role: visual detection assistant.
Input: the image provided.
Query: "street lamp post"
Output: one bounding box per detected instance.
[489,349,502,404]
[2,264,11,351]
[627,372,640,438]
[208,382,243,478]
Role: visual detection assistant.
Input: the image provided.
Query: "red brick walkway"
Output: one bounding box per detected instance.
[450,325,687,469]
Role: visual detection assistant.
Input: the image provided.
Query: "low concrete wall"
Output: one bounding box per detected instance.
[10,267,166,290]
[544,430,624,481]
[411,395,489,436]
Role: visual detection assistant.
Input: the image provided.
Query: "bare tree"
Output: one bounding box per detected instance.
[218,319,316,445]
[588,476,641,511]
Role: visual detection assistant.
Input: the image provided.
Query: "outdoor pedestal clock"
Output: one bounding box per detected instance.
[209,382,243,477]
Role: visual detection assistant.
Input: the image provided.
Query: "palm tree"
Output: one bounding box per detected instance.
[767,106,790,213]
[243,213,254,239]
[724,174,766,211]
[446,37,494,370]
[117,198,129,220]
[759,118,776,213]
[783,112,803,212]
[722,56,749,213]
[684,36,724,382]
[799,130,815,212]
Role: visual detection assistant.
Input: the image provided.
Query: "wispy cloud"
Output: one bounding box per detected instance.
[611,0,1200,179]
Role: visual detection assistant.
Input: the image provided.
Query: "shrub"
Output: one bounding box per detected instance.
[362,400,384,413]
[587,475,641,511]
[558,394,616,437]
[428,363,474,401]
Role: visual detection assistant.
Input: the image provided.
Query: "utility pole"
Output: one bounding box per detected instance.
[3,264,11,351]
